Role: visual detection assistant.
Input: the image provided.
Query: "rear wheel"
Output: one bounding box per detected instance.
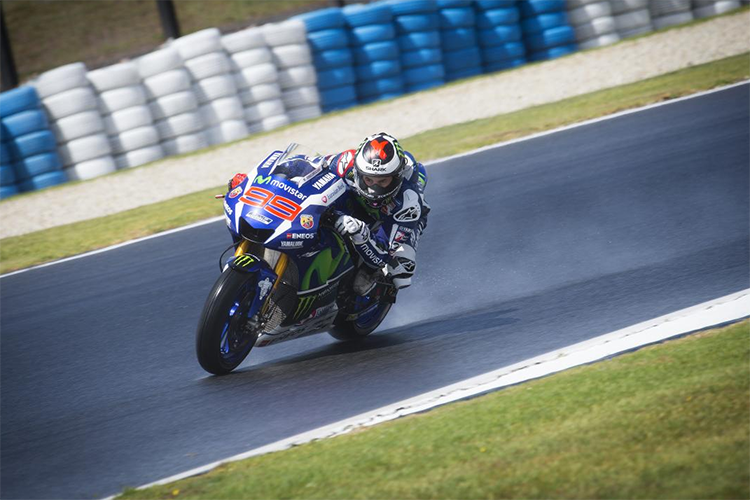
[329,293,392,341]
[196,268,259,375]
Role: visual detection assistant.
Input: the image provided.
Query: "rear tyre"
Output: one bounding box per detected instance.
[196,268,258,375]
[329,296,392,341]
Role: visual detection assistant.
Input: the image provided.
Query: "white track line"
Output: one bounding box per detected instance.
[4,81,747,280]
[103,289,749,499]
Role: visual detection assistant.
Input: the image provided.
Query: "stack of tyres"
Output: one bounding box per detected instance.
[138,46,208,156]
[0,86,66,197]
[35,63,117,181]
[692,0,741,19]
[264,20,322,124]
[611,0,653,38]
[223,27,289,134]
[296,8,358,112]
[437,0,479,83]
[88,62,165,169]
[650,0,693,28]
[566,0,621,50]
[520,0,578,61]
[345,2,404,104]
[474,0,527,73]
[173,29,249,147]
[385,0,444,91]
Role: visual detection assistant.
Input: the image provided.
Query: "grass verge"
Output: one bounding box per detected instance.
[1,53,748,274]
[118,320,750,499]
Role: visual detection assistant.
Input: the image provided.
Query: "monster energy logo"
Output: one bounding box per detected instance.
[300,232,350,290]
[294,295,317,320]
[234,255,257,267]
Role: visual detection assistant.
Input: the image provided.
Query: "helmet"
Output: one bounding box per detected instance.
[353,132,406,207]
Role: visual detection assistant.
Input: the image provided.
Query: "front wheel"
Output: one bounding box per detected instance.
[196,268,259,375]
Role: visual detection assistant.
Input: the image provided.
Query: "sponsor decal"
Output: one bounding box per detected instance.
[358,244,386,267]
[255,174,272,185]
[381,200,397,215]
[228,186,243,198]
[337,150,354,176]
[223,200,233,215]
[322,195,328,203]
[300,214,314,229]
[294,287,336,320]
[262,152,282,168]
[286,233,315,240]
[249,212,273,225]
[280,240,304,248]
[394,231,407,243]
[257,277,273,301]
[254,175,307,201]
[301,250,320,258]
[371,158,382,167]
[312,172,336,190]
[301,233,350,291]
[234,254,257,267]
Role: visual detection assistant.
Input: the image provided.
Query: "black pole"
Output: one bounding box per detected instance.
[0,1,19,91]
[156,0,180,40]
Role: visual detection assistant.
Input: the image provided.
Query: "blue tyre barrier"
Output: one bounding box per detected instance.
[521,12,570,34]
[0,184,19,199]
[443,47,482,71]
[436,0,472,7]
[355,60,401,80]
[484,57,527,72]
[343,3,392,26]
[313,48,353,70]
[12,130,56,159]
[357,76,404,98]
[520,0,567,17]
[1,141,13,165]
[0,164,16,186]
[403,63,445,85]
[350,24,396,45]
[439,8,476,29]
[476,8,521,28]
[401,48,443,68]
[18,170,68,193]
[441,27,478,50]
[14,152,63,181]
[320,85,357,107]
[385,0,437,15]
[0,86,40,117]
[352,41,400,64]
[297,8,346,31]
[476,0,517,8]
[394,13,440,33]
[406,79,444,92]
[445,65,483,81]
[482,42,526,63]
[317,66,356,89]
[529,44,576,61]
[1,109,49,138]
[478,25,523,46]
[397,31,441,50]
[308,29,350,51]
[525,25,575,51]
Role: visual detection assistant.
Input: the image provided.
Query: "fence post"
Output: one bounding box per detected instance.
[156,0,181,40]
[0,1,19,91]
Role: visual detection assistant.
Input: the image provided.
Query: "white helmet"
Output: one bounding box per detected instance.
[353,132,407,207]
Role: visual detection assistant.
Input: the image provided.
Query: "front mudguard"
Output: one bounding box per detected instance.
[226,253,278,320]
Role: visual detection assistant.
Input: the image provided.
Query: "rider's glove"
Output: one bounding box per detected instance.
[335,215,369,245]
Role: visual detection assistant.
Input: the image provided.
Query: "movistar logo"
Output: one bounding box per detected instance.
[301,232,350,291]
[255,175,272,184]
[234,255,257,267]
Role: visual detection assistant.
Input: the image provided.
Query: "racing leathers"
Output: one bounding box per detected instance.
[327,148,430,292]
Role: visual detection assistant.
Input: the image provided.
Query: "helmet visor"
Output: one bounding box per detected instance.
[358,174,396,197]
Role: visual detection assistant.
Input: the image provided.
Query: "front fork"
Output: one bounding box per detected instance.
[234,239,289,316]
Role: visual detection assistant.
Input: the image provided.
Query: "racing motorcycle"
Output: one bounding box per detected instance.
[196,143,397,375]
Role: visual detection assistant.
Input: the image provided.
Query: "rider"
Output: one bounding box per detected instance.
[328,132,430,296]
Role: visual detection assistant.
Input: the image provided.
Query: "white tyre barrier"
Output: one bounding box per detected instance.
[261,20,307,47]
[143,69,192,99]
[261,114,291,132]
[650,0,691,16]
[184,52,232,80]
[287,104,322,123]
[278,65,317,89]
[282,86,321,109]
[161,132,208,156]
[205,120,249,145]
[231,48,273,69]
[193,74,238,104]
[156,111,204,139]
[103,105,154,135]
[50,111,105,143]
[137,47,183,79]
[244,99,286,122]
[87,62,140,92]
[64,155,117,181]
[271,44,313,69]
[172,28,222,61]
[98,85,147,114]
[610,0,649,14]
[238,83,282,106]
[150,91,199,120]
[222,27,266,53]
[42,87,98,120]
[568,1,613,24]
[652,10,694,28]
[578,32,621,48]
[199,96,244,126]
[110,125,160,154]
[234,63,279,88]
[574,17,617,41]
[114,144,164,169]
[693,0,740,18]
[614,8,652,33]
[59,133,112,167]
[33,63,88,99]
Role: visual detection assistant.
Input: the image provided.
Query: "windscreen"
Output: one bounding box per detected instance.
[271,143,325,187]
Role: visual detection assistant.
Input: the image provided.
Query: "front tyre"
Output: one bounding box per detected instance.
[196,268,258,375]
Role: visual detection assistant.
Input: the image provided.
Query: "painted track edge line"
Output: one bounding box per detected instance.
[6,80,747,280]
[101,288,750,499]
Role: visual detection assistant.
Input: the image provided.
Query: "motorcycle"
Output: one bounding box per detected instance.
[196,143,397,375]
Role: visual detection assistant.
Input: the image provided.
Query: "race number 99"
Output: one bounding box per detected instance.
[240,187,302,221]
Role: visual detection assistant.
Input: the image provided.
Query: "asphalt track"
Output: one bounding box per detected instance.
[2,85,748,499]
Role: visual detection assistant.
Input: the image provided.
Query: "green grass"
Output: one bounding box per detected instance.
[117,320,750,499]
[1,53,748,274]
